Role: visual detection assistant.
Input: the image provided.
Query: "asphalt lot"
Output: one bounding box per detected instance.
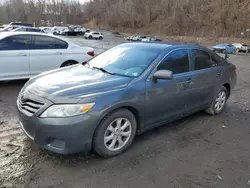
[1,32,250,188]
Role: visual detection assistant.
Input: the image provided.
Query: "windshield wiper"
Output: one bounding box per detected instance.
[92,66,116,75]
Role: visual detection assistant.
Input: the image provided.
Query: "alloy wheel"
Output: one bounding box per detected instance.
[214,91,226,112]
[104,118,132,151]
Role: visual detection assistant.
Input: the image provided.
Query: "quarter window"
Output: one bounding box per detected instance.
[0,35,31,50]
[55,39,68,49]
[192,49,214,70]
[157,49,189,74]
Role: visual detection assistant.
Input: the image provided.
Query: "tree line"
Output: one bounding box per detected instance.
[0,0,250,37]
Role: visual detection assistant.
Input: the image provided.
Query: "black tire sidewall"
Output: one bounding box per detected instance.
[61,61,77,67]
[94,109,137,157]
[212,86,228,114]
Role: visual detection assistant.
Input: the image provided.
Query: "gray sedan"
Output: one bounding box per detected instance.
[17,43,237,157]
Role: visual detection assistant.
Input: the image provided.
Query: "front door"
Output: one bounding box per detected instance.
[145,49,196,127]
[0,35,31,80]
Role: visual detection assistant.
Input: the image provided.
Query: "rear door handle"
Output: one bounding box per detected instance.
[17,53,27,56]
[55,52,62,55]
[217,72,222,76]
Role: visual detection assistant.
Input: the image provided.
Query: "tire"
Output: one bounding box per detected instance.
[53,32,57,35]
[61,60,78,67]
[205,86,228,115]
[89,36,93,39]
[99,36,103,40]
[94,109,137,157]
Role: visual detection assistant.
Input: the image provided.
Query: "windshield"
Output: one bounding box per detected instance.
[88,45,163,77]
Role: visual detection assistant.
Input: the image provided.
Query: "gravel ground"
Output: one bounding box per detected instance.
[1,32,250,188]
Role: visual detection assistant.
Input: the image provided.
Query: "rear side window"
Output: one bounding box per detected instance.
[0,35,31,50]
[157,49,189,74]
[33,36,68,49]
[192,49,215,70]
[34,36,55,49]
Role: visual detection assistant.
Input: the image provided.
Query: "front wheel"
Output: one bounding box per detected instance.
[205,86,228,115]
[94,109,137,157]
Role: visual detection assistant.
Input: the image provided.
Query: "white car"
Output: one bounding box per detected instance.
[84,32,103,40]
[0,32,94,81]
[46,26,68,35]
[232,43,248,53]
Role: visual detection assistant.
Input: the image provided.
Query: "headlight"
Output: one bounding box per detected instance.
[40,103,95,118]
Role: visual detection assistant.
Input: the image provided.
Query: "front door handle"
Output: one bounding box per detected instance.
[217,72,222,76]
[186,78,192,84]
[55,52,62,55]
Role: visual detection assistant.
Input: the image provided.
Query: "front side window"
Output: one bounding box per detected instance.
[157,49,189,74]
[0,35,31,50]
[88,45,164,77]
[192,49,213,70]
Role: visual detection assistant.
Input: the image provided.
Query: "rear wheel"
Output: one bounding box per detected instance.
[205,86,228,115]
[99,36,103,40]
[89,36,93,39]
[94,109,137,157]
[61,60,78,67]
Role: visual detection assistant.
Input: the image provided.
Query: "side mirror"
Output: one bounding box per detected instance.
[153,70,173,81]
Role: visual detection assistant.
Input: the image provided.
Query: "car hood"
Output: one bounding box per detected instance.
[25,65,133,103]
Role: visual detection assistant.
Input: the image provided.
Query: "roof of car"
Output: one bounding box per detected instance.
[121,42,201,49]
[0,31,64,40]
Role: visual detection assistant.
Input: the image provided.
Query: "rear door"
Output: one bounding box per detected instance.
[189,48,223,108]
[29,35,68,76]
[0,35,31,80]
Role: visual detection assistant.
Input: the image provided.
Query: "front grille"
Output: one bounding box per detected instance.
[18,98,44,116]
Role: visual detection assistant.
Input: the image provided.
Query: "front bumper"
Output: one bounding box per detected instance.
[17,93,99,154]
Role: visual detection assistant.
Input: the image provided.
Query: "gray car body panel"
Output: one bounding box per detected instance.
[18,43,237,154]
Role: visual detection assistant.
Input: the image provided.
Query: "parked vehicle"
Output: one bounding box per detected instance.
[17,42,237,157]
[84,31,103,40]
[39,27,52,33]
[12,27,44,33]
[47,26,68,35]
[131,35,147,41]
[0,26,20,32]
[141,37,162,42]
[232,43,248,53]
[212,43,236,53]
[124,36,134,41]
[8,22,33,27]
[0,32,94,81]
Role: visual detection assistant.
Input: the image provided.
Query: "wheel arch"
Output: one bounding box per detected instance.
[60,60,79,67]
[97,104,143,133]
[223,83,231,98]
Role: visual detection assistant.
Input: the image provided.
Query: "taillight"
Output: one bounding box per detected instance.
[87,51,94,57]
[234,67,237,72]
